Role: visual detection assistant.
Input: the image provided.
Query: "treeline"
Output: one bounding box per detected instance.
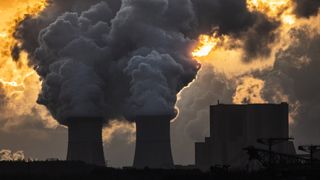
[0,161,320,180]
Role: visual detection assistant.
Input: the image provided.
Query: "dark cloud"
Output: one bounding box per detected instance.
[13,1,284,123]
[14,0,121,60]
[294,0,320,18]
[242,16,279,60]
[261,28,320,145]
[191,0,280,60]
[11,0,320,167]
[191,0,255,34]
[11,0,277,165]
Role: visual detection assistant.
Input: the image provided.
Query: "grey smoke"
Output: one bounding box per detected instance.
[241,17,279,61]
[7,0,320,166]
[175,66,234,141]
[14,0,296,124]
[171,65,235,164]
[261,27,320,145]
[191,0,255,34]
[125,51,184,117]
[18,0,199,123]
[14,0,121,57]
[191,0,279,60]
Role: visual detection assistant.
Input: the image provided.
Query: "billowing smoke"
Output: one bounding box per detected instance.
[261,26,320,144]
[14,0,121,59]
[177,4,320,164]
[15,0,200,124]
[14,0,291,124]
[11,0,320,165]
[175,65,234,141]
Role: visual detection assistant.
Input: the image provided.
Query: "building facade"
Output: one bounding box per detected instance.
[195,103,296,170]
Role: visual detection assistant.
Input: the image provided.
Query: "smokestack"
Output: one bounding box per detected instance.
[66,117,105,166]
[133,115,174,169]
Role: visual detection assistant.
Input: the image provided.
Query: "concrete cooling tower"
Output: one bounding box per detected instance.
[66,117,105,166]
[133,115,174,169]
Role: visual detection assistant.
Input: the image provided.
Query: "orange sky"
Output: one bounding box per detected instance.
[0,0,57,130]
[0,0,39,27]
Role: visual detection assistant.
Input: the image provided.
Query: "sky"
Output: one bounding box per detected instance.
[0,0,320,167]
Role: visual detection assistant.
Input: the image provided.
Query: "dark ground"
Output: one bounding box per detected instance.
[0,161,320,180]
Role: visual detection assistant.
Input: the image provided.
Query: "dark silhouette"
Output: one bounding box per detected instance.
[2,103,320,179]
[257,137,295,166]
[65,117,105,166]
[1,161,320,180]
[195,103,296,170]
[299,145,320,166]
[133,115,174,169]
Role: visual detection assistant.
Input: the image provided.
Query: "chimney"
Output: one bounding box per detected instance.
[133,115,174,169]
[66,117,105,166]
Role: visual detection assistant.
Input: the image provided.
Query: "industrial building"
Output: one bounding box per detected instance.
[195,103,296,170]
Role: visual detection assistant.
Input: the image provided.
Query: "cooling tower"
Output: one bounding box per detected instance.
[133,115,174,169]
[66,117,105,166]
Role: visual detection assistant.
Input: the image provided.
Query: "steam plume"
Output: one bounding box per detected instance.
[7,0,320,166]
[176,1,320,160]
[15,0,200,123]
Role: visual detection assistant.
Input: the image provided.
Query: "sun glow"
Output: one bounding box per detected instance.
[192,34,219,58]
[232,76,267,104]
[0,0,57,129]
[192,32,231,60]
[192,0,298,66]
[0,0,47,96]
[190,0,300,108]
[246,0,296,25]
[0,32,7,38]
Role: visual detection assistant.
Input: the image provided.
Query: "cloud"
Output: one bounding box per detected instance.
[294,0,320,18]
[0,149,25,161]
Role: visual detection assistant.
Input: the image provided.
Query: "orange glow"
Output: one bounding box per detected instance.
[192,33,220,58]
[192,32,231,61]
[0,0,57,130]
[233,76,267,104]
[103,120,136,143]
[189,0,300,77]
[0,32,7,38]
[0,0,47,96]
[246,0,296,25]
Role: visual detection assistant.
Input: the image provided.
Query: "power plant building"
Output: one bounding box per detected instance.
[195,103,296,170]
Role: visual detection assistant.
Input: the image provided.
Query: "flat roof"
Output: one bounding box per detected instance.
[211,102,288,107]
